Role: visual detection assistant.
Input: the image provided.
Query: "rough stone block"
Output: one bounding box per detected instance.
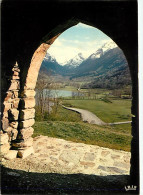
[21,98,35,109]
[12,98,20,108]
[4,91,13,101]
[1,143,10,154]
[83,152,95,161]
[17,146,34,158]
[12,75,20,80]
[8,109,19,121]
[4,150,18,160]
[0,133,9,145]
[17,127,34,139]
[13,90,19,98]
[2,118,9,130]
[9,121,18,129]
[12,137,33,148]
[20,108,35,120]
[22,90,36,98]
[5,127,18,141]
[9,80,20,90]
[13,71,19,76]
[11,129,18,140]
[1,133,9,145]
[19,119,35,128]
[3,102,12,111]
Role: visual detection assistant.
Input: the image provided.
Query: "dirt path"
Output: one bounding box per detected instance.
[62,105,131,126]
[62,105,106,125]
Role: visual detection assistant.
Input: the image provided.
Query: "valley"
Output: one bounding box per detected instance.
[35,40,132,152]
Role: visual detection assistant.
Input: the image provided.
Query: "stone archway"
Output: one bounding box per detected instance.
[2,21,132,157]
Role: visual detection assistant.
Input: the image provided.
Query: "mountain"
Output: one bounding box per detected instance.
[38,40,131,89]
[75,47,131,89]
[39,53,64,75]
[88,40,117,60]
[63,53,85,68]
[73,47,125,77]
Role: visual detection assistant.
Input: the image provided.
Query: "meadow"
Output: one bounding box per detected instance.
[33,97,132,152]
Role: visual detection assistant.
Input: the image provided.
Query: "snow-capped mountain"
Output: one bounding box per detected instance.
[101,40,118,54]
[64,53,85,68]
[44,53,57,63]
[88,40,118,60]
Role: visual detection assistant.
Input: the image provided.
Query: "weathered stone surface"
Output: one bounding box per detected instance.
[4,150,18,160]
[4,91,13,101]
[111,154,121,159]
[19,119,35,128]
[11,129,18,140]
[20,109,35,120]
[113,161,130,169]
[2,118,9,130]
[1,133,9,145]
[12,67,20,72]
[17,146,34,158]
[12,137,33,148]
[97,165,127,174]
[1,143,10,154]
[13,90,19,98]
[3,102,12,111]
[83,152,95,161]
[13,71,19,76]
[12,98,20,108]
[1,136,131,175]
[5,127,18,141]
[21,90,36,98]
[21,98,35,109]
[80,161,95,167]
[9,122,18,129]
[8,109,19,121]
[24,43,50,90]
[59,150,82,164]
[9,80,20,90]
[17,127,34,140]
[101,151,110,157]
[12,75,19,80]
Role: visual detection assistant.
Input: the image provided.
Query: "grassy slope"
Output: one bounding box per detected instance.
[33,102,132,152]
[33,121,131,151]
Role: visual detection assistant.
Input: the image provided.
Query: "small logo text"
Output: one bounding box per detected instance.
[125,185,137,191]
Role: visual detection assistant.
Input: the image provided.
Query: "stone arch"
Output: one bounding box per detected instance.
[17,20,133,155]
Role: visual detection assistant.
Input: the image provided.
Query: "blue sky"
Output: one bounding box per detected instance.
[48,23,112,64]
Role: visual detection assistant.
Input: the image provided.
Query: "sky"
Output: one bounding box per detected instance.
[47,23,112,64]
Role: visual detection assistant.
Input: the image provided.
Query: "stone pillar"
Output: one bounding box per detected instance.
[1,62,20,158]
[13,43,50,158]
[13,90,36,158]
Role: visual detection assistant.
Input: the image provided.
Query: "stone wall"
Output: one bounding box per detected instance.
[1,62,20,158]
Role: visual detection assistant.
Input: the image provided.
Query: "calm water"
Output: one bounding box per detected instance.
[43,89,83,98]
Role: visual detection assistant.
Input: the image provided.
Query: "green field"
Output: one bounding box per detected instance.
[62,99,132,123]
[34,99,132,152]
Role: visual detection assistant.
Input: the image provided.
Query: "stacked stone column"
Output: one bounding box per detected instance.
[11,90,36,158]
[1,62,20,158]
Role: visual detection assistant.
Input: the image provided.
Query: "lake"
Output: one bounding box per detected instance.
[42,89,83,98]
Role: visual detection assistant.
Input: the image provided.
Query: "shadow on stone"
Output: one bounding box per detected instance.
[1,165,138,194]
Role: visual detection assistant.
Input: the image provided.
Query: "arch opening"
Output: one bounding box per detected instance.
[15,22,132,176]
